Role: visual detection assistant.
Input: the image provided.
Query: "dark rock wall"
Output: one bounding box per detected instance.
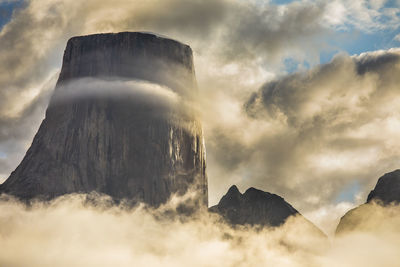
[210,185,326,238]
[57,32,196,94]
[366,169,400,204]
[210,185,299,227]
[0,32,207,206]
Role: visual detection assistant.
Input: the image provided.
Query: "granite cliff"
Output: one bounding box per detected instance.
[0,32,207,206]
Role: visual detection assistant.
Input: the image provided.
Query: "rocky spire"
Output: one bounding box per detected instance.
[0,32,207,207]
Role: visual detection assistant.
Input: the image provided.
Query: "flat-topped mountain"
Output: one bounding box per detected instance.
[57,32,196,93]
[0,32,207,206]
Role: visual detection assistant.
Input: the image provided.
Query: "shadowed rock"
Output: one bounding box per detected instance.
[0,32,207,207]
[366,169,400,204]
[210,185,319,229]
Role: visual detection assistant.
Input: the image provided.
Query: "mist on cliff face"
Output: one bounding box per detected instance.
[0,195,399,267]
[50,78,202,133]
[51,79,182,112]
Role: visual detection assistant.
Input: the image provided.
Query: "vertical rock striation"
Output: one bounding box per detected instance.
[0,32,207,207]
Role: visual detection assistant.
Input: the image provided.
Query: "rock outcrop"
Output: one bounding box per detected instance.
[366,169,400,204]
[0,32,207,206]
[210,185,322,231]
[336,169,400,234]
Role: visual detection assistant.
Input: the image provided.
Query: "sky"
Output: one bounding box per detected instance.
[0,0,400,235]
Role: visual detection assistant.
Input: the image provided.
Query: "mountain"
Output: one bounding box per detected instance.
[366,169,400,204]
[336,169,400,234]
[210,185,323,232]
[0,32,207,206]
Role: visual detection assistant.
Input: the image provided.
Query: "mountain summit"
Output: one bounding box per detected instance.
[366,169,400,204]
[211,185,318,228]
[0,32,207,206]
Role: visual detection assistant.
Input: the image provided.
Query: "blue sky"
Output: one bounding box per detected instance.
[335,181,361,203]
[275,0,400,72]
[0,0,23,29]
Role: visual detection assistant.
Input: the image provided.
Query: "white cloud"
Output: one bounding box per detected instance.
[323,0,400,32]
[394,33,400,42]
[0,195,399,266]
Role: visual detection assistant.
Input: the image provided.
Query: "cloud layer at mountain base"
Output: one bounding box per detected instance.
[0,195,399,267]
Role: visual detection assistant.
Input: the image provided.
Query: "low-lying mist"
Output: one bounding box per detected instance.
[50,78,201,132]
[0,194,399,267]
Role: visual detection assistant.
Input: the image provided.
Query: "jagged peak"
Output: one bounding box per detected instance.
[210,185,313,229]
[227,185,241,196]
[244,187,262,194]
[243,187,278,200]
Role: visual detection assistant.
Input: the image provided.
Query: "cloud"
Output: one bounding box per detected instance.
[323,0,400,32]
[336,201,400,234]
[0,72,57,182]
[204,49,400,231]
[0,195,400,266]
[214,1,328,64]
[49,78,200,130]
[51,78,180,107]
[0,0,335,182]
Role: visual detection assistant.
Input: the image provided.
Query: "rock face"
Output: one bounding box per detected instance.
[209,185,300,227]
[0,32,207,206]
[210,186,327,238]
[366,169,400,204]
[336,169,400,234]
